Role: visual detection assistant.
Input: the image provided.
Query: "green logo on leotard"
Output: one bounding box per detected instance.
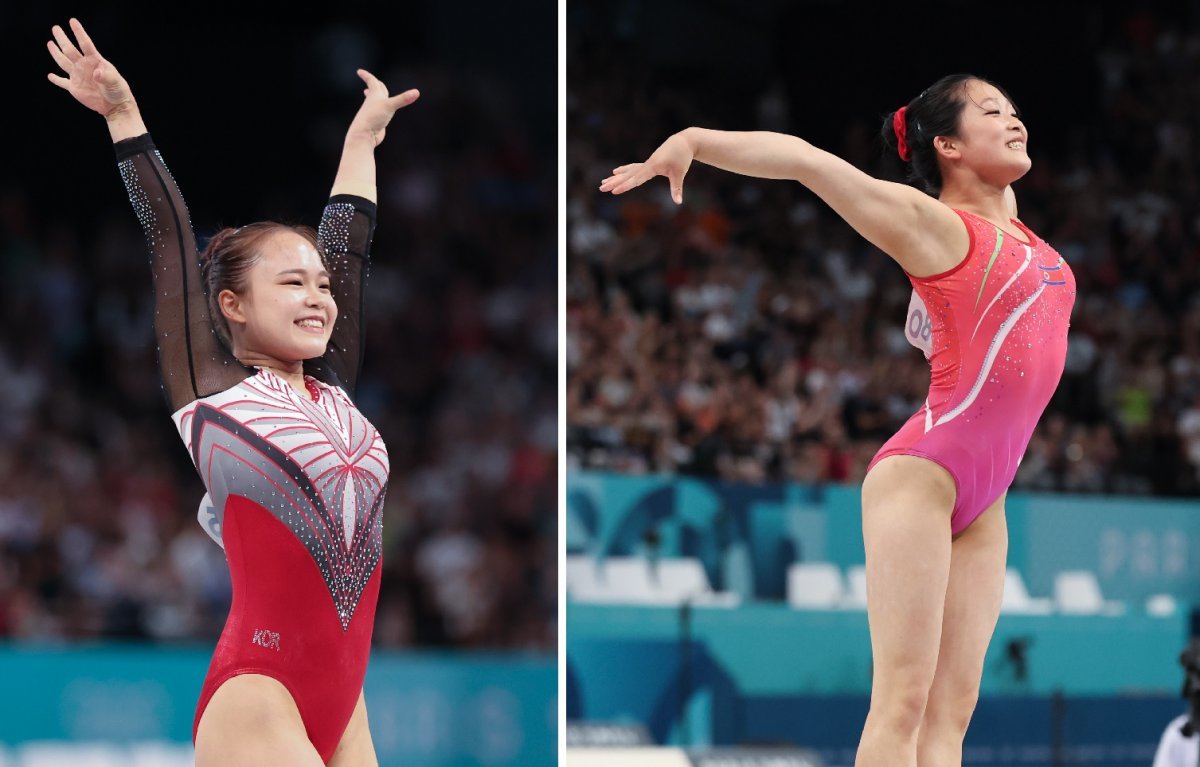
[973,229,1005,313]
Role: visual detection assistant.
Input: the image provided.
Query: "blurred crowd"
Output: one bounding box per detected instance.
[0,42,556,645]
[567,8,1200,497]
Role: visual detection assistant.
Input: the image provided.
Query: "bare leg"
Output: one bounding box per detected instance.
[194,673,324,767]
[328,691,378,767]
[917,494,1008,767]
[855,455,956,767]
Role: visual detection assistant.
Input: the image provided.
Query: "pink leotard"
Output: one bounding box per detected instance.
[869,208,1076,534]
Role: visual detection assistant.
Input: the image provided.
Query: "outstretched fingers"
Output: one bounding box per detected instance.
[598,171,629,193]
[357,69,419,110]
[356,71,377,92]
[46,72,70,90]
[599,162,686,202]
[46,39,73,72]
[619,169,656,194]
[387,88,420,110]
[599,163,643,191]
[50,25,80,61]
[600,166,653,195]
[356,68,387,95]
[69,18,99,56]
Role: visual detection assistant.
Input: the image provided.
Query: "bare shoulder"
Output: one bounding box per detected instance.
[886,184,971,278]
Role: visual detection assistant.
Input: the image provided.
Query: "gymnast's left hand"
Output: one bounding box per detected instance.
[599,131,695,205]
[346,69,420,147]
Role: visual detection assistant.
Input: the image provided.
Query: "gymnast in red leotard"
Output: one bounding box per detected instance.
[47,18,419,766]
[603,74,1075,767]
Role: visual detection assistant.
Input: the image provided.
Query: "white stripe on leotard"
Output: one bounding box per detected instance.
[971,244,1033,342]
[933,279,1047,429]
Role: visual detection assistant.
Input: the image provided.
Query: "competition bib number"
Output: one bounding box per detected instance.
[905,290,934,359]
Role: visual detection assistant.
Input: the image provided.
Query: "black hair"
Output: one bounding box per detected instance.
[881,74,1018,195]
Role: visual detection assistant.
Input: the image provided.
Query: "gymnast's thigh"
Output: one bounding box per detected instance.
[194,672,324,767]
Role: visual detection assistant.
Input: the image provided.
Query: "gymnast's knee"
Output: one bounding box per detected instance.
[867,681,931,737]
[922,686,979,739]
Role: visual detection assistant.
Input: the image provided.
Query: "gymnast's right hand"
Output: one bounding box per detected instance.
[600,130,696,205]
[46,18,136,119]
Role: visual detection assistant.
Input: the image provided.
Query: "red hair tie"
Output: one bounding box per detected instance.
[893,106,912,162]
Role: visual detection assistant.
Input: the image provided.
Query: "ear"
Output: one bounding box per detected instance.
[218,288,247,327]
[933,135,961,161]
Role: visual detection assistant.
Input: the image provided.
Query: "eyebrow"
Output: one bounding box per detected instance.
[276,268,331,279]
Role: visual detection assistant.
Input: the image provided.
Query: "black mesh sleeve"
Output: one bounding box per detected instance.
[306,194,377,400]
[115,134,252,412]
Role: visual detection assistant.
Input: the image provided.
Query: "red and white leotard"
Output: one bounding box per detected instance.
[116,133,388,762]
[869,208,1076,533]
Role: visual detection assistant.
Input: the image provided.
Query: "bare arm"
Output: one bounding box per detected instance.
[105,106,147,143]
[601,128,969,277]
[329,69,419,201]
[327,691,377,767]
[330,134,381,201]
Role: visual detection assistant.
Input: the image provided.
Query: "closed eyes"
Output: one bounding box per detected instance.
[283,280,331,290]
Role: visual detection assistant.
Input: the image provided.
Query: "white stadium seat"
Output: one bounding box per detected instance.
[1053,570,1124,616]
[786,562,845,609]
[20,744,123,767]
[568,555,740,606]
[565,554,602,598]
[654,558,711,600]
[842,565,869,609]
[601,557,657,600]
[12,743,194,767]
[1146,593,1178,617]
[1000,568,1053,614]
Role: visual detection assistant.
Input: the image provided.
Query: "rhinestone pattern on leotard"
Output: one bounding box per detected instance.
[174,370,388,630]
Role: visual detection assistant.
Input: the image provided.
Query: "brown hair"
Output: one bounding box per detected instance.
[200,222,322,347]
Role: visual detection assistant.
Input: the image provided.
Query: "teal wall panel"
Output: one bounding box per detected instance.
[0,646,554,767]
[567,471,1200,605]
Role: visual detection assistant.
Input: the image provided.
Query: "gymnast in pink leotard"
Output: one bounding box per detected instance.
[871,207,1076,534]
[603,74,1074,766]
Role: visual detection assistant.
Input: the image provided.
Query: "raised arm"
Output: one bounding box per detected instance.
[48,18,246,412]
[308,70,419,398]
[600,128,969,278]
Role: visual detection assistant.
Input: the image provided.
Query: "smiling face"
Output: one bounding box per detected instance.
[219,231,338,364]
[939,79,1030,186]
